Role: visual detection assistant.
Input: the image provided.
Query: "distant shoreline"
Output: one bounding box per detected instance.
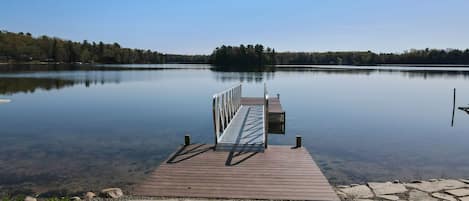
[276,64,469,68]
[2,62,469,68]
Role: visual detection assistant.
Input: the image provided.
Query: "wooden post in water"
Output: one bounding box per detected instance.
[451,88,456,127]
[296,135,302,148]
[184,134,191,146]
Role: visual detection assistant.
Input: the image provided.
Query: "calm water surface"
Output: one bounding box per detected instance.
[1,64,469,192]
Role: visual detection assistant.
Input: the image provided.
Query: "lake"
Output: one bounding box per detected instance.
[1,64,469,194]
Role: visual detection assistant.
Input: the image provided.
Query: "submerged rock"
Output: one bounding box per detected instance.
[100,188,123,198]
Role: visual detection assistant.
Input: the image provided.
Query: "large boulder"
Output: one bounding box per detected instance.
[100,188,124,198]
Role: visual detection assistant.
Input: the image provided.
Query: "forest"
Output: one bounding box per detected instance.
[276,49,469,65]
[2,30,469,66]
[210,44,276,67]
[0,30,207,64]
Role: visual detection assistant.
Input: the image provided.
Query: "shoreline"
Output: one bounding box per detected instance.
[2,62,469,67]
[5,178,469,200]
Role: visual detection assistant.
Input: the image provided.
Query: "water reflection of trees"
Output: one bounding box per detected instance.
[0,77,121,95]
[2,65,469,94]
[276,67,469,79]
[0,78,75,94]
[0,64,169,73]
[212,67,469,83]
[400,70,469,79]
[213,71,275,83]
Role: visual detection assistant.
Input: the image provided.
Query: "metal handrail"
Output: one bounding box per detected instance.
[212,83,242,144]
[264,83,269,148]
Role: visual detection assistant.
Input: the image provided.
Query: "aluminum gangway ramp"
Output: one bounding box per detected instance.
[212,84,269,152]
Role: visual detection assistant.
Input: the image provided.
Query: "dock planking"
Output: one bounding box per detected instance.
[134,144,339,201]
[241,97,284,113]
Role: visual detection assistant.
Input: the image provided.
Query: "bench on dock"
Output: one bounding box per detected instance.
[212,84,285,152]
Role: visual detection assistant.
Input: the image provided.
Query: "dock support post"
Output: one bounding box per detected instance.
[296,135,302,148]
[185,134,191,146]
[452,88,456,127]
[277,93,280,99]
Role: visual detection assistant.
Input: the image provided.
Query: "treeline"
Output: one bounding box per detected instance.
[2,30,469,66]
[210,44,276,67]
[276,49,469,65]
[164,54,209,64]
[211,46,469,66]
[0,30,206,64]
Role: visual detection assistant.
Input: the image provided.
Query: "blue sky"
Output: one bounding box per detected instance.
[1,0,468,54]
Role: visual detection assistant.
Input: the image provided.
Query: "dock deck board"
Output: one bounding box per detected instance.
[134,144,339,201]
[241,97,283,113]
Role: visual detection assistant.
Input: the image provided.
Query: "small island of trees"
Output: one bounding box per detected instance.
[210,44,276,68]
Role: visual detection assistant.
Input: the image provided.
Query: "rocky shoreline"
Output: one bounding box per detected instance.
[12,178,469,201]
[335,178,469,201]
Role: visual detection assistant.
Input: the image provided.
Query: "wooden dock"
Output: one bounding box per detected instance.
[134,144,339,201]
[134,84,338,200]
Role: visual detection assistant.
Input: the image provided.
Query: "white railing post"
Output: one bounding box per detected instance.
[212,83,242,145]
[264,83,269,148]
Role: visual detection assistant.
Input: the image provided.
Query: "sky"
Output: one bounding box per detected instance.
[1,0,469,54]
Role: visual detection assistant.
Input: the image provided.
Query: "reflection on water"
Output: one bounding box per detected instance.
[0,63,211,73]
[1,64,469,195]
[2,65,469,95]
[0,78,75,95]
[0,76,122,95]
[213,71,275,83]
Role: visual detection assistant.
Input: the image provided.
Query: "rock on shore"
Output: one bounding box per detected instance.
[336,178,469,201]
[100,188,124,198]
